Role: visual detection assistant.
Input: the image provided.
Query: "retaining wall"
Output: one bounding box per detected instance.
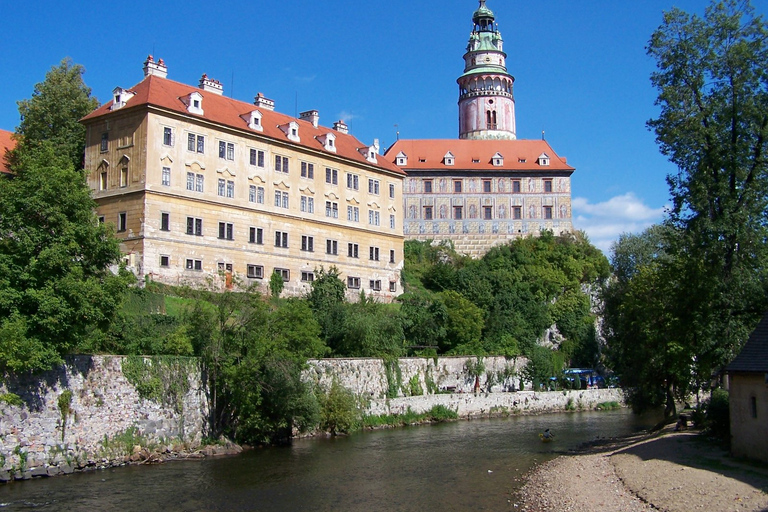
[0,356,208,481]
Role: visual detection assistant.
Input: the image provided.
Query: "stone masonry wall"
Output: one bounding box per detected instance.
[0,356,208,481]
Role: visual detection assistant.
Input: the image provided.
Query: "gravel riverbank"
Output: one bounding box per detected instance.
[514,426,768,512]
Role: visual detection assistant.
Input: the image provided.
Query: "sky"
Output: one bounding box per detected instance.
[2,0,765,255]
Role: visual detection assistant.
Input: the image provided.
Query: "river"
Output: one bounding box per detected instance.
[0,409,661,511]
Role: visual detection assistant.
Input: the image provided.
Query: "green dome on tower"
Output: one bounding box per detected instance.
[473,0,495,24]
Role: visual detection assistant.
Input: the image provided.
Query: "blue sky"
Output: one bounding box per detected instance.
[2,0,765,254]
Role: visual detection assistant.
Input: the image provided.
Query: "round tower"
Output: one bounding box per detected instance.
[458,0,516,140]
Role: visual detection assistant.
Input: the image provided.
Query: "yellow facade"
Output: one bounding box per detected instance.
[83,85,404,301]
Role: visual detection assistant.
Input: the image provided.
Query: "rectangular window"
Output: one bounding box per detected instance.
[100,132,108,152]
[250,148,257,166]
[274,268,290,281]
[160,255,170,267]
[219,141,231,160]
[483,206,493,220]
[161,166,171,186]
[483,179,492,193]
[258,150,265,167]
[326,167,338,185]
[218,178,226,197]
[390,214,395,229]
[369,247,379,261]
[226,180,234,198]
[249,227,264,244]
[98,216,105,223]
[326,239,338,255]
[347,206,359,222]
[751,396,758,419]
[300,196,315,213]
[117,212,127,232]
[325,201,338,218]
[100,172,107,190]
[543,206,553,219]
[454,206,463,220]
[275,191,289,209]
[453,180,462,193]
[347,243,359,258]
[389,183,395,199]
[186,217,203,236]
[218,222,234,240]
[257,186,264,204]
[250,148,265,167]
[120,167,128,188]
[368,210,380,226]
[424,206,433,220]
[389,281,397,292]
[512,206,522,219]
[249,185,257,203]
[163,127,173,146]
[160,212,170,231]
[301,235,314,252]
[247,265,264,279]
[275,155,289,173]
[368,179,380,195]
[369,280,381,291]
[423,180,433,193]
[390,249,395,264]
[195,174,204,193]
[301,271,315,282]
[275,231,288,248]
[186,259,203,271]
[544,179,553,193]
[187,134,204,153]
[346,173,359,190]
[301,162,314,179]
[187,172,194,191]
[512,180,521,193]
[347,276,360,289]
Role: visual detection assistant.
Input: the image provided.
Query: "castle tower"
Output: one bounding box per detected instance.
[458,0,516,140]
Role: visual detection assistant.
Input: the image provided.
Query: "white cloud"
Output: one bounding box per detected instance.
[336,110,360,123]
[572,193,667,255]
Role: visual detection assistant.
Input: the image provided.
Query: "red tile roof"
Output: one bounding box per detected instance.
[82,75,404,176]
[384,139,574,172]
[0,129,15,175]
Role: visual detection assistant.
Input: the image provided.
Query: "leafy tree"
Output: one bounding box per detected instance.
[440,290,484,353]
[307,266,346,342]
[647,0,768,380]
[0,144,128,373]
[334,297,405,357]
[269,271,284,298]
[398,292,446,351]
[267,298,328,360]
[10,58,99,171]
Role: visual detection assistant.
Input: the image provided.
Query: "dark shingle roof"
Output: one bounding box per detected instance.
[727,311,768,373]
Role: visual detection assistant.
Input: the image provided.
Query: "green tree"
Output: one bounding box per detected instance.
[10,59,99,171]
[306,266,347,343]
[0,144,128,373]
[398,292,446,352]
[335,297,405,357]
[440,290,484,353]
[269,271,284,299]
[647,0,768,381]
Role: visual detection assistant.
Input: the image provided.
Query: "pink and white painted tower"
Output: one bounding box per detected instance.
[458,0,516,140]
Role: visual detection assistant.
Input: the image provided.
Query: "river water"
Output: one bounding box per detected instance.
[0,409,660,511]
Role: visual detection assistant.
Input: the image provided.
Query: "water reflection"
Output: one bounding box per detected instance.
[0,409,660,511]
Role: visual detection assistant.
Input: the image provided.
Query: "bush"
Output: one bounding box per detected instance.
[706,388,730,441]
[318,380,359,435]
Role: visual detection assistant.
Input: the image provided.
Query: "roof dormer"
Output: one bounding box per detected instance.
[359,145,377,164]
[241,110,263,132]
[443,151,455,166]
[537,152,550,166]
[279,121,300,142]
[185,91,204,115]
[492,152,504,166]
[316,132,337,153]
[395,151,407,166]
[111,87,135,111]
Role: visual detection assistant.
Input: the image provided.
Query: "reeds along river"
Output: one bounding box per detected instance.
[0,409,662,512]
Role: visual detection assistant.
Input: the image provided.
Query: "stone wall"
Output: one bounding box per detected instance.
[0,355,208,481]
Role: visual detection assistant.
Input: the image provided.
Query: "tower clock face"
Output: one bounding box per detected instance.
[485,57,491,62]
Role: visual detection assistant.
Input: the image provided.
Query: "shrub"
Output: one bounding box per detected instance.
[706,388,730,441]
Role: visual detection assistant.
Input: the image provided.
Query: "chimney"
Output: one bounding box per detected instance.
[254,92,275,111]
[300,110,319,128]
[333,120,349,134]
[199,74,223,95]
[143,55,168,79]
[373,138,380,155]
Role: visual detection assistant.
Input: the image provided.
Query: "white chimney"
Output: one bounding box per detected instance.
[254,92,275,111]
[199,74,223,95]
[333,120,349,134]
[300,110,319,128]
[143,55,167,78]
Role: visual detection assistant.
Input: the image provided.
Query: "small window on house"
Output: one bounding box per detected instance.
[454,206,463,220]
[117,212,127,232]
[483,206,493,220]
[543,206,553,219]
[160,255,170,267]
[369,280,382,291]
[389,183,395,199]
[120,167,128,188]
[512,206,522,219]
[100,133,108,152]
[423,180,433,193]
[347,276,361,289]
[483,180,492,193]
[424,206,433,220]
[161,212,170,231]
[389,249,395,264]
[301,271,315,282]
[751,396,758,419]
[247,264,264,279]
[249,227,264,244]
[453,180,462,193]
[389,281,397,292]
[274,268,290,281]
[512,180,521,193]
[99,172,107,190]
[163,127,174,146]
[544,179,553,193]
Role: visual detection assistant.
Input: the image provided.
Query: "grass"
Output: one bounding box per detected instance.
[361,405,458,428]
[595,401,621,411]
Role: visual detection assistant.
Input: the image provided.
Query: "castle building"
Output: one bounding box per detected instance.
[81,59,405,300]
[385,0,574,257]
